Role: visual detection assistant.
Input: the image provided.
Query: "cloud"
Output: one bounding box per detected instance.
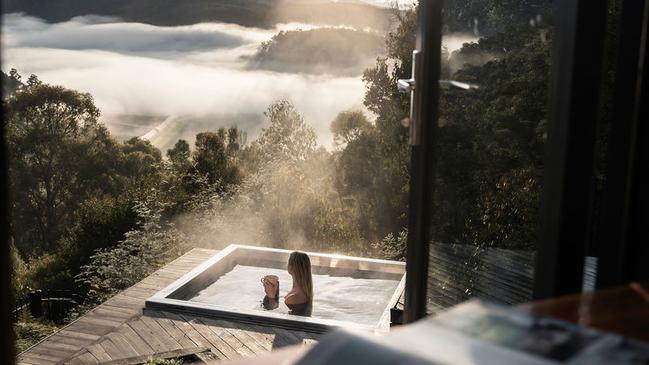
[2,13,369,148]
[2,13,263,55]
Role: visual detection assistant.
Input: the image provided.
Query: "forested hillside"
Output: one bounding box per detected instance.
[248,28,384,75]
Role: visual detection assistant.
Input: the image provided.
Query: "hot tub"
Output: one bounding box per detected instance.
[145,245,406,333]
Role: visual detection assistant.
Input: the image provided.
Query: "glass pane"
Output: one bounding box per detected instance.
[3,0,413,345]
[427,0,553,313]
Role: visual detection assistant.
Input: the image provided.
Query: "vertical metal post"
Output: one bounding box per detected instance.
[533,0,609,299]
[404,0,443,323]
[595,0,649,288]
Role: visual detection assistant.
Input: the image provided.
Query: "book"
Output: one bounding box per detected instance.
[296,300,649,365]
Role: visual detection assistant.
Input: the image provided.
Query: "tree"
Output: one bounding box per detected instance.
[119,137,162,179]
[167,139,191,168]
[226,127,240,154]
[4,79,121,255]
[2,69,24,97]
[330,110,371,147]
[431,22,550,249]
[253,100,317,164]
[76,195,184,306]
[332,7,416,240]
[193,129,241,188]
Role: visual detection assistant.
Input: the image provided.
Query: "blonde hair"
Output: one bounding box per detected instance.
[288,251,313,302]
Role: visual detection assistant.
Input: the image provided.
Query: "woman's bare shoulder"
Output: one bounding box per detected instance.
[284,290,307,305]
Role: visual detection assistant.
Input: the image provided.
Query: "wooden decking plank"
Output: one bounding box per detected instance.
[75,351,100,365]
[98,337,127,360]
[209,319,271,354]
[165,316,228,360]
[145,311,198,349]
[89,306,139,321]
[105,332,142,358]
[103,295,144,308]
[135,281,168,291]
[245,324,293,348]
[58,329,101,341]
[226,327,270,354]
[82,313,133,328]
[156,314,204,349]
[61,356,85,365]
[126,282,165,291]
[75,316,124,330]
[36,339,80,352]
[155,264,191,272]
[139,315,184,350]
[121,286,158,297]
[106,292,145,303]
[16,357,55,365]
[229,322,276,352]
[17,353,58,365]
[27,342,74,359]
[266,325,306,347]
[147,271,180,280]
[100,303,141,315]
[86,344,112,362]
[66,319,118,337]
[100,346,211,365]
[41,333,90,348]
[116,324,155,356]
[128,319,174,353]
[178,315,240,359]
[198,319,254,358]
[16,248,217,363]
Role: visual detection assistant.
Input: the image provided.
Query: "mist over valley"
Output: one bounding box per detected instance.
[2,10,391,148]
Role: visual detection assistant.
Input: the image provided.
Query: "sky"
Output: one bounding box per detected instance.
[1,13,369,149]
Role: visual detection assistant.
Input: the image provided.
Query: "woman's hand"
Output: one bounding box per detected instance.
[261,275,279,299]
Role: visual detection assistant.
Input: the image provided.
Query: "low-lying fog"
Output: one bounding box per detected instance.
[1,13,373,149]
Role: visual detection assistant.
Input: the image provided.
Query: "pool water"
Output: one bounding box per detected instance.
[189,265,400,326]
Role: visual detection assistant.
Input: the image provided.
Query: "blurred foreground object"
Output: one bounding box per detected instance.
[222,283,649,365]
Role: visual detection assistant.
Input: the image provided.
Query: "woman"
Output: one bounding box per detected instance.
[261,251,313,316]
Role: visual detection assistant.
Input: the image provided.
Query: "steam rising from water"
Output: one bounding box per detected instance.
[1,13,369,148]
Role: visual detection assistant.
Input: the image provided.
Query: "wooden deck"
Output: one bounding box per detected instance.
[17,248,319,365]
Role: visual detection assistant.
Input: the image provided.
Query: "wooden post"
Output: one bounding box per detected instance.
[28,290,43,318]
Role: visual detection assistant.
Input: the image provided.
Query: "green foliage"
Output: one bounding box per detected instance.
[373,229,408,261]
[332,8,416,241]
[242,100,317,172]
[4,74,186,298]
[120,137,162,178]
[2,68,24,97]
[330,110,371,147]
[24,253,74,292]
[250,28,384,75]
[76,193,185,306]
[167,139,191,167]
[10,242,28,296]
[4,77,117,255]
[443,0,552,34]
[193,129,241,188]
[432,23,550,250]
[14,313,60,354]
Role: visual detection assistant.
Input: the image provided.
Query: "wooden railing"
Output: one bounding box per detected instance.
[13,290,82,321]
